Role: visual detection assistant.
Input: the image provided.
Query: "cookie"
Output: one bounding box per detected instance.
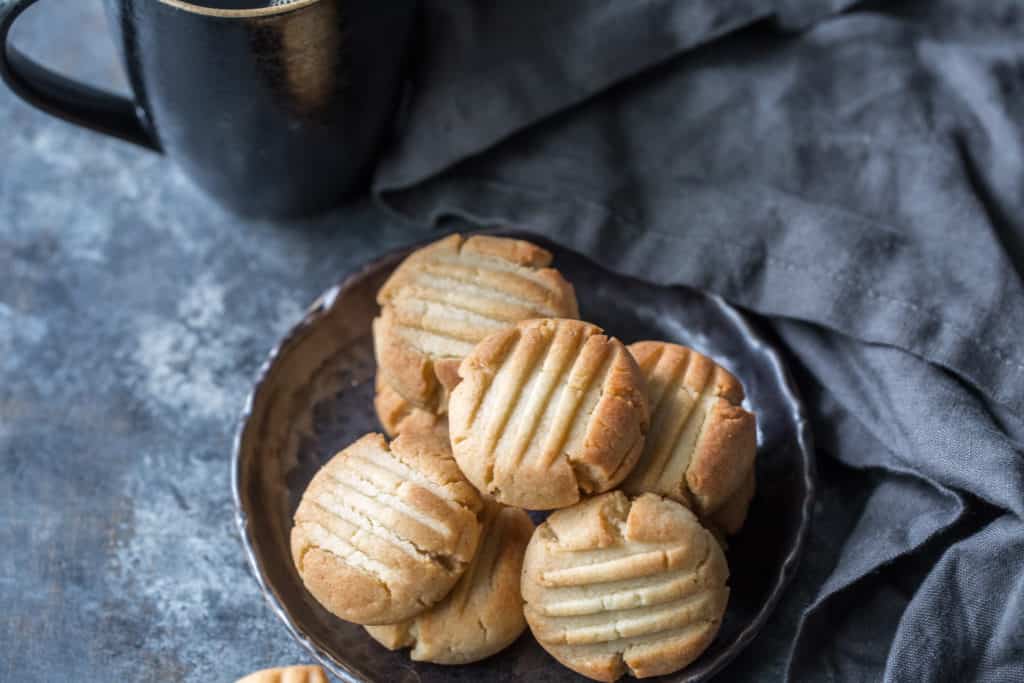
[374,233,579,413]
[522,492,729,682]
[365,499,534,664]
[621,342,756,531]
[235,665,327,683]
[291,432,483,625]
[448,318,648,510]
[374,372,448,439]
[709,468,755,536]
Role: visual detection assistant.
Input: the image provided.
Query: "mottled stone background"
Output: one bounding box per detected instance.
[0,2,424,680]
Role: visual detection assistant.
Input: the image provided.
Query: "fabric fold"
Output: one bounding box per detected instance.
[379,0,861,192]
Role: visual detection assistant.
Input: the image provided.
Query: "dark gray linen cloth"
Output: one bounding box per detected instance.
[372,0,1024,680]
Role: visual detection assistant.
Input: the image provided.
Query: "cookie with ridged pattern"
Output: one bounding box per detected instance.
[373,233,579,414]
[709,468,755,537]
[522,492,729,682]
[448,318,648,510]
[374,372,448,439]
[365,499,534,664]
[621,342,757,534]
[234,665,327,683]
[291,432,482,625]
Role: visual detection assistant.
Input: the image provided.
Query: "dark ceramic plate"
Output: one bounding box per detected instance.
[233,234,814,683]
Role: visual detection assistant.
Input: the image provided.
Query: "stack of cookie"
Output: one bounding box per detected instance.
[372,233,579,436]
[290,234,757,681]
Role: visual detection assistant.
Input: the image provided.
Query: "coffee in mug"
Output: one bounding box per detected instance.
[181,1,302,8]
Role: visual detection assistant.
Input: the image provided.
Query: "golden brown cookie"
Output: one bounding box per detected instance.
[448,318,648,510]
[374,233,579,413]
[709,468,756,536]
[291,432,483,625]
[235,665,327,683]
[374,372,449,439]
[621,342,757,532]
[365,499,534,664]
[522,492,729,682]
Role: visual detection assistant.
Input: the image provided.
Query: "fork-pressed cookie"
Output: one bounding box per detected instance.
[522,492,729,682]
[235,665,328,683]
[448,318,649,510]
[374,372,449,439]
[365,499,534,664]
[374,233,579,413]
[709,468,756,536]
[621,342,757,534]
[290,432,483,625]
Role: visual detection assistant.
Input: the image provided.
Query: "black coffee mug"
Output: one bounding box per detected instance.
[0,0,418,217]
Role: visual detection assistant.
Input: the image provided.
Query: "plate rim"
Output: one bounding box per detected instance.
[231,234,817,683]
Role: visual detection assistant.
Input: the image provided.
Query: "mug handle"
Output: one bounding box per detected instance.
[0,0,159,150]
